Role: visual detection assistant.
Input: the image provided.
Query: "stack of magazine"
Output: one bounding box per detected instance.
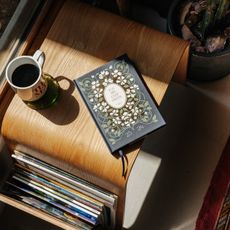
[4,150,117,229]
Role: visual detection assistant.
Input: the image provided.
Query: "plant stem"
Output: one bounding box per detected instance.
[201,0,217,39]
[214,0,229,23]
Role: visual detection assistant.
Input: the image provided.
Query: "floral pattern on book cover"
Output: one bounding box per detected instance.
[78,60,158,145]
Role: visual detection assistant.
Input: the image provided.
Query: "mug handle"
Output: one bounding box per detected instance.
[33,50,45,68]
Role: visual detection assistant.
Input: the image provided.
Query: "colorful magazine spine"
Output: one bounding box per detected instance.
[15,163,104,211]
[11,175,99,225]
[14,172,100,219]
[15,165,102,214]
[12,151,116,206]
[9,191,93,230]
[7,181,95,228]
[11,150,117,229]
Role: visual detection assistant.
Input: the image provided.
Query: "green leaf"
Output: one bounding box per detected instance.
[214,0,229,23]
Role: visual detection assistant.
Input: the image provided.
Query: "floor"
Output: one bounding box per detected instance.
[0,76,229,230]
[124,78,230,230]
[0,2,230,230]
[124,4,230,229]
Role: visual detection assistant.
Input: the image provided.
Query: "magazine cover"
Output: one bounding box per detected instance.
[11,151,117,229]
[12,151,117,206]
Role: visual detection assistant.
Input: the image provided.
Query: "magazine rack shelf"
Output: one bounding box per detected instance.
[1,0,189,229]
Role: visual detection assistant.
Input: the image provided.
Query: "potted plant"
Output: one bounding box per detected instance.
[168,0,230,81]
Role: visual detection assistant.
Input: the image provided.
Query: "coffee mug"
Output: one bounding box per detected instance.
[6,50,59,109]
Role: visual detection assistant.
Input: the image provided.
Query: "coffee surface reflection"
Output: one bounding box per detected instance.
[12,64,39,87]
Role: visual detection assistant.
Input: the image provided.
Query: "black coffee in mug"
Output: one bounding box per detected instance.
[6,50,60,109]
[12,64,39,87]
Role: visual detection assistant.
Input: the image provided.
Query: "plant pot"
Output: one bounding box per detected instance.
[167,0,230,81]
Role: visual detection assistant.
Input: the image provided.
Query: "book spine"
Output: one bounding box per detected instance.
[15,166,101,214]
[15,163,104,211]
[12,151,117,229]
[13,151,116,206]
[11,193,93,230]
[11,175,98,225]
[14,172,100,218]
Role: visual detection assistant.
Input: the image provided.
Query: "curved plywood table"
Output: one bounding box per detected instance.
[1,0,189,229]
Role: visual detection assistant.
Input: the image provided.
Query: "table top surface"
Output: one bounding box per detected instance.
[2,0,188,195]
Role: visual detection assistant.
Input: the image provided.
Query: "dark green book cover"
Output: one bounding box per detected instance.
[74,55,165,153]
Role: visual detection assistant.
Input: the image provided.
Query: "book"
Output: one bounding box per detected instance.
[11,150,117,229]
[7,187,93,230]
[15,172,100,218]
[74,55,166,153]
[14,165,103,213]
[12,151,117,206]
[7,181,94,229]
[10,174,99,225]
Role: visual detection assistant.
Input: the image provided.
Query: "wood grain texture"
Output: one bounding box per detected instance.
[0,0,64,128]
[1,0,189,228]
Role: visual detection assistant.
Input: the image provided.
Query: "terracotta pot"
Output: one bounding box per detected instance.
[167,0,230,81]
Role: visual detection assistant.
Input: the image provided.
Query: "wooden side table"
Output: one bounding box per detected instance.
[1,0,189,229]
